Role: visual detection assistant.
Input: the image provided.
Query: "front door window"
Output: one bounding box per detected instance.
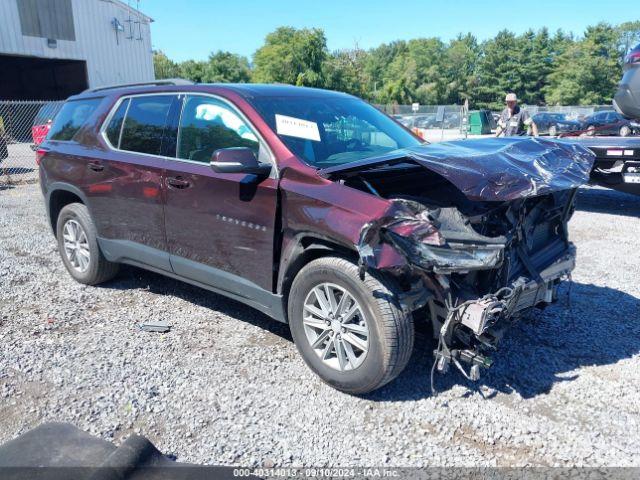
[177,96,260,163]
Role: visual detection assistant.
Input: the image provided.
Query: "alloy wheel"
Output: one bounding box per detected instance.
[62,219,90,273]
[302,283,369,372]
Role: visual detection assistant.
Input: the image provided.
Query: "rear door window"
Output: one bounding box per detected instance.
[119,95,174,155]
[48,98,102,141]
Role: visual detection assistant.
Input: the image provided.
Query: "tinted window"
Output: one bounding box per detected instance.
[105,98,130,148]
[33,102,63,126]
[49,98,102,141]
[249,95,421,167]
[120,96,174,155]
[177,95,259,163]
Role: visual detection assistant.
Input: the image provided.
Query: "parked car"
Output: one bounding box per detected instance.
[39,81,593,394]
[532,112,581,136]
[31,102,63,149]
[581,110,640,136]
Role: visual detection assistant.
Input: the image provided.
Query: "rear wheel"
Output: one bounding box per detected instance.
[56,203,119,285]
[548,125,557,137]
[288,256,414,394]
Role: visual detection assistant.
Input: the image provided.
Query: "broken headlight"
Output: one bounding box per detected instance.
[387,232,504,273]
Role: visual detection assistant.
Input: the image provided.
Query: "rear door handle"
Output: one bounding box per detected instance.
[167,176,191,189]
[87,161,104,172]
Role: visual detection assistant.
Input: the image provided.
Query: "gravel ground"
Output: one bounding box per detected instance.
[1,182,639,467]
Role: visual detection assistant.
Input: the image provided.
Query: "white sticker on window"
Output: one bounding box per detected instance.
[275,114,321,141]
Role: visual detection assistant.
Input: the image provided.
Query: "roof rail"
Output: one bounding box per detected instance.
[84,79,195,93]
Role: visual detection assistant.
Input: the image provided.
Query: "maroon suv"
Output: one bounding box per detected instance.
[39,81,594,394]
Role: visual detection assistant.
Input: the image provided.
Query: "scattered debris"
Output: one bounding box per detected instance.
[139,320,171,333]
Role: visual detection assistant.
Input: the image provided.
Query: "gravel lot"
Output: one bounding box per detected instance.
[1,182,639,467]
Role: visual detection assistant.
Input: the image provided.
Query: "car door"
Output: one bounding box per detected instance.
[163,93,279,296]
[588,112,604,133]
[603,112,616,135]
[88,94,177,271]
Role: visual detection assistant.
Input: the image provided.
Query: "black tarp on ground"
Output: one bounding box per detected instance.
[0,423,239,480]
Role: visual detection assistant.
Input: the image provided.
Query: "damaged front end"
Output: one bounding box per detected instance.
[323,138,594,384]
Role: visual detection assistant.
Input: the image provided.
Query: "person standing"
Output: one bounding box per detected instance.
[496,93,538,137]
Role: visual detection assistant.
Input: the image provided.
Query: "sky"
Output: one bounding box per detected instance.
[142,0,638,62]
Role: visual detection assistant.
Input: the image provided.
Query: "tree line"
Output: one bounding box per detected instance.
[154,21,640,110]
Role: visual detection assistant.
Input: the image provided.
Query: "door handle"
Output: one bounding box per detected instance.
[87,161,104,172]
[167,176,191,189]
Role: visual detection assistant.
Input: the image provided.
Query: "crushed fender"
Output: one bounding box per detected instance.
[356,199,506,275]
[348,139,591,389]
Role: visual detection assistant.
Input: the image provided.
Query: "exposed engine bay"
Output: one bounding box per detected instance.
[321,138,594,386]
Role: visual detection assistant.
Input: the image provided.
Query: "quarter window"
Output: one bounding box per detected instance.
[49,98,102,141]
[120,96,174,155]
[177,96,259,163]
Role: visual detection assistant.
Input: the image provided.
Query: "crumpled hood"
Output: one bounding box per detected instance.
[320,137,595,202]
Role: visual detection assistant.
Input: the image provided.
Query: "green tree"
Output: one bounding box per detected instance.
[375,38,447,104]
[203,51,251,83]
[546,23,621,105]
[474,30,522,109]
[322,48,368,97]
[252,27,328,87]
[179,60,207,83]
[442,33,479,104]
[153,50,181,79]
[362,41,407,102]
[155,19,638,108]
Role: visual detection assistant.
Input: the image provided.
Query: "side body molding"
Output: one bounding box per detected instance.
[98,238,286,323]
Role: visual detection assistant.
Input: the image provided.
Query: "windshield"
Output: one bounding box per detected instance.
[249,95,423,167]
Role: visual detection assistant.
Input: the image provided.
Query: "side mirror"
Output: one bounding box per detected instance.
[210,147,272,176]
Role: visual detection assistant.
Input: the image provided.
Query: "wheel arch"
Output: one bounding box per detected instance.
[46,183,90,236]
[277,233,360,319]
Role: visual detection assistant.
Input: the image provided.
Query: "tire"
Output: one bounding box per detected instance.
[56,203,119,285]
[586,125,596,136]
[288,256,414,394]
[549,125,557,137]
[620,125,631,137]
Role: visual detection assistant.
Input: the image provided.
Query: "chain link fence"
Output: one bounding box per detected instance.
[375,105,466,142]
[379,104,616,141]
[0,100,63,186]
[522,105,610,122]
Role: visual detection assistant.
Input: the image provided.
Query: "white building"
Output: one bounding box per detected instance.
[0,0,155,100]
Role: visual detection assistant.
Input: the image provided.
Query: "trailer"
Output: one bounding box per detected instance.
[560,137,640,196]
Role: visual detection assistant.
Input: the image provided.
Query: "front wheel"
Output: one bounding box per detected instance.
[620,125,631,137]
[288,256,414,394]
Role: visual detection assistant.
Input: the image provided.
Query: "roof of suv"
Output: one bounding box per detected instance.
[71,82,352,102]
